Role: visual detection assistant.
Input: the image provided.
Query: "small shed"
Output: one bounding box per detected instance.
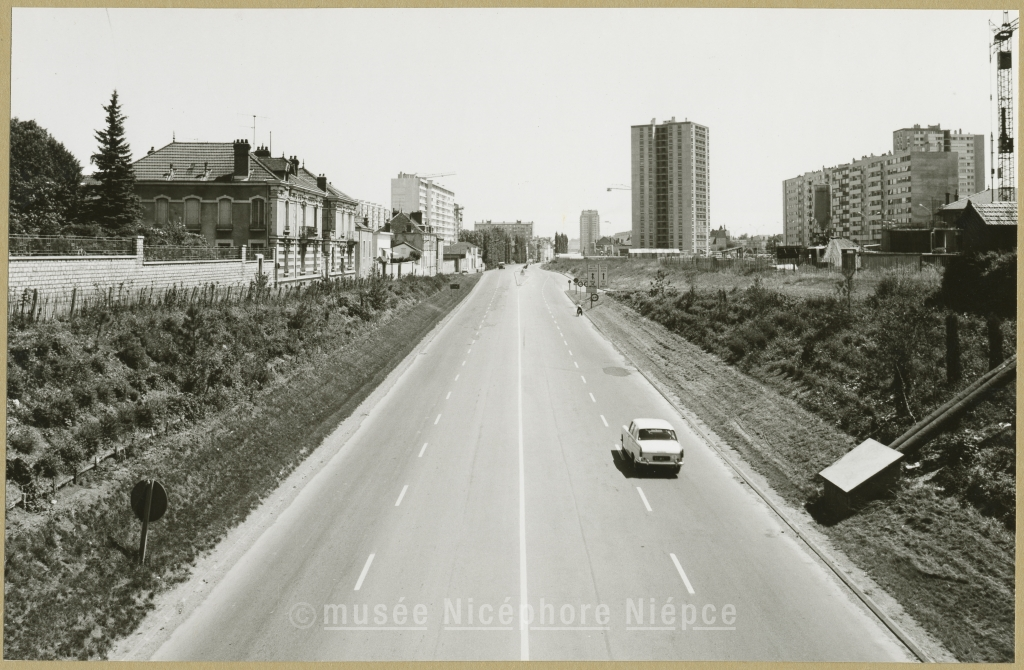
[817,439,903,514]
[823,237,859,268]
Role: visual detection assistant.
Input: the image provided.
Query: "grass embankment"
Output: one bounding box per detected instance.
[4,272,480,659]
[554,254,1015,662]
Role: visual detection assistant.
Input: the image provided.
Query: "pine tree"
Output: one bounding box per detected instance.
[81,90,143,236]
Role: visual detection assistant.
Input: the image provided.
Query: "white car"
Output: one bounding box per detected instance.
[621,418,684,473]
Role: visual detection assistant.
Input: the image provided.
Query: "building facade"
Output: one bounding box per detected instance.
[132,140,358,282]
[783,149,960,247]
[390,173,457,245]
[631,117,709,253]
[579,210,600,255]
[473,220,534,239]
[356,200,389,231]
[892,124,985,199]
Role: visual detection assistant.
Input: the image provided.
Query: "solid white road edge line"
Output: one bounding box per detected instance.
[636,486,653,512]
[670,553,696,595]
[395,485,409,507]
[517,281,530,661]
[354,553,375,591]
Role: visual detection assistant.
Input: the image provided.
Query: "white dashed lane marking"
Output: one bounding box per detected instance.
[670,554,696,595]
[600,415,608,427]
[354,554,375,591]
[589,393,596,403]
[419,442,428,457]
[636,487,653,512]
[395,485,409,507]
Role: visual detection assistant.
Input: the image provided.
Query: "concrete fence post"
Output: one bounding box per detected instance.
[136,236,145,270]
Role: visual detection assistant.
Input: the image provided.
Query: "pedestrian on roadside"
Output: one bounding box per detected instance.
[576,304,583,317]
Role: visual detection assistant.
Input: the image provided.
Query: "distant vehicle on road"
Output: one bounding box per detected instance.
[461,269,468,274]
[621,418,684,473]
[498,262,505,269]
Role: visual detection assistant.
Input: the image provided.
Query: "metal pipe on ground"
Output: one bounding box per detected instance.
[895,357,1016,455]
[888,356,1016,452]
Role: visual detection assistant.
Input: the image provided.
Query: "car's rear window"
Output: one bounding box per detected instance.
[638,428,676,441]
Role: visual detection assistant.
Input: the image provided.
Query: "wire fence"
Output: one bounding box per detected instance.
[143,245,244,262]
[9,235,137,257]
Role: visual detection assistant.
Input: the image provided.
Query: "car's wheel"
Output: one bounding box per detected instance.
[672,466,681,476]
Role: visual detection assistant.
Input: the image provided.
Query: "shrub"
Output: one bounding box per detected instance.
[6,457,34,486]
[8,426,45,454]
[938,251,1016,318]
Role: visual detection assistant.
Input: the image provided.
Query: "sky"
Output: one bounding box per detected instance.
[11,8,1017,240]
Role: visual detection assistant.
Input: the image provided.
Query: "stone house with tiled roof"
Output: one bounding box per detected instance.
[132,139,358,282]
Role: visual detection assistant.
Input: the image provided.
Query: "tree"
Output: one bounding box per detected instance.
[80,90,143,236]
[9,118,82,236]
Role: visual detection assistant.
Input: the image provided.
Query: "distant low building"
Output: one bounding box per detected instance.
[443,241,482,273]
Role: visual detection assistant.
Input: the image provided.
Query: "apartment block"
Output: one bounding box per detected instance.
[783,150,959,247]
[579,210,600,255]
[631,117,709,253]
[893,124,985,199]
[391,173,457,244]
[473,220,534,239]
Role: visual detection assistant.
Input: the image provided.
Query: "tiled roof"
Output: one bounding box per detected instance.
[444,242,478,254]
[131,142,277,182]
[970,201,1018,226]
[324,181,356,203]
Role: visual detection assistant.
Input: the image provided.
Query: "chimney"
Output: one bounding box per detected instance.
[410,211,423,226]
[290,156,300,175]
[233,139,250,179]
[148,146,155,155]
[317,174,327,192]
[254,144,271,158]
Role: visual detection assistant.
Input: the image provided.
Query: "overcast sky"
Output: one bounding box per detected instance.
[11,8,1017,239]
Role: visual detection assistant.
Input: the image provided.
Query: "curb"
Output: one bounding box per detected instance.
[561,285,932,664]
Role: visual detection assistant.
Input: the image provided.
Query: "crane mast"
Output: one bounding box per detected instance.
[992,11,1018,201]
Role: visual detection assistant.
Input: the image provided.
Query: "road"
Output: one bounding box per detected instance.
[150,265,913,662]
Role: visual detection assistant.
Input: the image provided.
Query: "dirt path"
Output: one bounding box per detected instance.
[577,294,988,662]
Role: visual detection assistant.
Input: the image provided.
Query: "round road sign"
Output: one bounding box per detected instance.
[131,479,168,522]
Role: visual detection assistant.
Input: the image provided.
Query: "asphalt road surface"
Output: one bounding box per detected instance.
[151,265,912,662]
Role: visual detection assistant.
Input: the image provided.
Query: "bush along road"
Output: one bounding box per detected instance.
[4,272,480,660]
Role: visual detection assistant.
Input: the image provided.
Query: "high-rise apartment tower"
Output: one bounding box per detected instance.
[391,173,457,244]
[579,210,600,255]
[631,118,709,253]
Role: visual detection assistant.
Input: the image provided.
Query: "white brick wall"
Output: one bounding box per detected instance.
[8,250,267,310]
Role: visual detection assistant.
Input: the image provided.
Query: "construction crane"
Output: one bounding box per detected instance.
[991,11,1018,201]
[606,184,631,192]
[419,172,455,180]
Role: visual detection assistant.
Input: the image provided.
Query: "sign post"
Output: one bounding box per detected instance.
[131,479,168,565]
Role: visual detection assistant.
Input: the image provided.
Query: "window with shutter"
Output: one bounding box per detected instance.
[155,198,169,225]
[218,199,233,230]
[184,198,200,229]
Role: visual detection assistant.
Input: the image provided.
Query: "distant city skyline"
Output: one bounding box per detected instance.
[11,8,1015,240]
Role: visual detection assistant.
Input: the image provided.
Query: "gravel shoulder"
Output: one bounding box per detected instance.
[578,291,1012,663]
